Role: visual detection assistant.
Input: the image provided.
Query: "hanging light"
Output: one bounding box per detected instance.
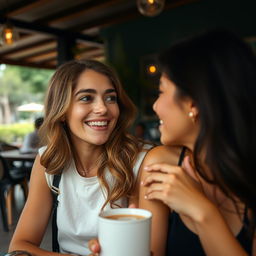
[147,64,157,75]
[0,22,19,45]
[137,0,165,17]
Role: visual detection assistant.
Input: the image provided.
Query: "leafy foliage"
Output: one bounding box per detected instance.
[0,64,53,125]
[0,123,33,143]
[0,64,53,106]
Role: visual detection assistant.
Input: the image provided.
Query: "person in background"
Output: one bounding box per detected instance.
[8,60,154,256]
[134,122,149,139]
[134,121,161,143]
[89,29,256,256]
[20,117,44,154]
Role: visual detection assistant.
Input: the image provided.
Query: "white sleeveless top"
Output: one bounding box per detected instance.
[40,145,151,255]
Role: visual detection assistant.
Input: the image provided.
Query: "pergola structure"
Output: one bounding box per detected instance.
[0,0,196,69]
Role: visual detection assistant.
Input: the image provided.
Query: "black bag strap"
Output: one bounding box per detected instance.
[51,174,62,252]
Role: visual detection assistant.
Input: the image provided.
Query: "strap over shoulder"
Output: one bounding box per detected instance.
[178,147,186,166]
[51,173,62,252]
[51,174,62,195]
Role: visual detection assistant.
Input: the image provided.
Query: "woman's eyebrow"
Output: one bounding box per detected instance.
[75,88,116,96]
[75,89,96,96]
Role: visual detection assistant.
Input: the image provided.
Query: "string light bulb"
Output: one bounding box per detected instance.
[0,23,19,45]
[137,0,165,17]
[148,64,157,74]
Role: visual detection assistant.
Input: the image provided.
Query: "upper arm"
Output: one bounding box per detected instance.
[137,145,181,256]
[9,155,53,250]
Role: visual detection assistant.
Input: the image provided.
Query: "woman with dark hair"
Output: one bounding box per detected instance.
[139,29,256,255]
[88,29,256,256]
[8,60,153,255]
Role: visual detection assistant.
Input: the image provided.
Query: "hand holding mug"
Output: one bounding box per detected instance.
[88,203,137,255]
[98,208,152,256]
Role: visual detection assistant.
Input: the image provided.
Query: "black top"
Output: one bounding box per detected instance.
[166,147,253,256]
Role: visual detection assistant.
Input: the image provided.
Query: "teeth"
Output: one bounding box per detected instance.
[159,120,163,125]
[87,121,108,126]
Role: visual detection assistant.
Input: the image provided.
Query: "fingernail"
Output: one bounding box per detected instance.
[141,181,144,185]
[144,166,149,170]
[144,195,148,199]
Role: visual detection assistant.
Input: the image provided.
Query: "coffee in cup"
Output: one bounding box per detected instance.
[104,214,145,220]
[98,208,152,256]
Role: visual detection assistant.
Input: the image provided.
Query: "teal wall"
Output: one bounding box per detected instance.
[101,0,256,117]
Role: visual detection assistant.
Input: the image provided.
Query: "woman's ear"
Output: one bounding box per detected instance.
[186,99,199,122]
[190,102,199,117]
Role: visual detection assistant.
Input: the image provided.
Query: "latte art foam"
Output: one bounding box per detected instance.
[105,214,145,220]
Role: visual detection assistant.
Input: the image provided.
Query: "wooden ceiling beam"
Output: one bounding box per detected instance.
[72,0,200,31]
[6,0,53,17]
[0,38,55,57]
[43,59,57,64]
[18,48,56,61]
[0,58,55,69]
[0,17,100,44]
[77,48,104,59]
[0,0,35,17]
[24,51,56,62]
[5,42,56,59]
[35,0,123,25]
[72,7,138,32]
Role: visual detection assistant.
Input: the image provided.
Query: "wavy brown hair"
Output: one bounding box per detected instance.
[39,60,145,208]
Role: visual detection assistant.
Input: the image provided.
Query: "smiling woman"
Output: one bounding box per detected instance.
[8,60,153,255]
[138,28,256,256]
[66,69,120,147]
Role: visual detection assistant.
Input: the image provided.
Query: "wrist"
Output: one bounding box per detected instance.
[192,199,218,224]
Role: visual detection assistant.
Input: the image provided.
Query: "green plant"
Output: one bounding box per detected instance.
[0,123,34,144]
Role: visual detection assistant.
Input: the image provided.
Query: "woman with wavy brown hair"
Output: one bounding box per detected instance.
[8,60,151,256]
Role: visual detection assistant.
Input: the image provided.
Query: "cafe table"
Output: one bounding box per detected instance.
[0,149,37,179]
[0,150,37,162]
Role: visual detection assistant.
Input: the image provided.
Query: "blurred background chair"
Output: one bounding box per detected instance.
[0,155,28,232]
[0,141,33,180]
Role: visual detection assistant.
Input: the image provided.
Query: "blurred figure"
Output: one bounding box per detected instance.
[20,117,44,154]
[135,121,160,143]
[135,122,148,139]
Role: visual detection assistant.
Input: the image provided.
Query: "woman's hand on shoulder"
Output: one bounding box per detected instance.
[142,154,213,223]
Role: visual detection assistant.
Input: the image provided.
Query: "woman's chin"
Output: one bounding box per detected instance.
[160,136,171,146]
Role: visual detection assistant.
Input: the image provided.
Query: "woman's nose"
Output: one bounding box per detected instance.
[93,99,107,114]
[153,100,157,112]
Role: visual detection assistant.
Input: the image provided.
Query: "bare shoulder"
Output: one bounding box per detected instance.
[143,145,182,166]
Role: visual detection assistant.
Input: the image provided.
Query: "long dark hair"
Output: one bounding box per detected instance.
[159,29,256,223]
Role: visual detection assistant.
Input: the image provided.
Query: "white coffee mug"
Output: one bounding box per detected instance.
[98,208,152,256]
